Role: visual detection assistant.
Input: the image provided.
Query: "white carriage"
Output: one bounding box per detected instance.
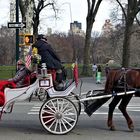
[0,63,82,135]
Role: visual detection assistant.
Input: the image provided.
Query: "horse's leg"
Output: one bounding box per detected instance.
[108,96,121,130]
[118,94,134,131]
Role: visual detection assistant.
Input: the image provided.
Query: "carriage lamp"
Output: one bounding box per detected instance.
[41,63,47,78]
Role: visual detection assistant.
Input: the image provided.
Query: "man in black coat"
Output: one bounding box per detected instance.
[34,34,62,70]
[33,35,67,90]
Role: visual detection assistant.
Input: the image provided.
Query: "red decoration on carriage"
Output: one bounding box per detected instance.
[0,81,16,106]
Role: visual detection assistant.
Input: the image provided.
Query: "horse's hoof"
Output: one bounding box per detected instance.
[109,125,116,131]
[128,122,134,132]
[128,125,134,132]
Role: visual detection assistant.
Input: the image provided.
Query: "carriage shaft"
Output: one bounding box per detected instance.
[80,90,135,102]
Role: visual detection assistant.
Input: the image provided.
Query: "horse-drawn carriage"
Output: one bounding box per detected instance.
[0,66,140,134]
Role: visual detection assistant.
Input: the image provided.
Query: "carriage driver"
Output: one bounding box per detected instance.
[8,59,31,87]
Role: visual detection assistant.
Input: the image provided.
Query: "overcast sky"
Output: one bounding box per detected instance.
[0,0,112,33]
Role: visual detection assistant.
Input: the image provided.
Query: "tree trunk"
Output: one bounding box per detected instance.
[82,21,93,75]
[82,0,102,76]
[122,19,133,67]
[33,13,40,38]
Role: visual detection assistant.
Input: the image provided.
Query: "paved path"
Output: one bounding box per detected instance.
[73,76,106,94]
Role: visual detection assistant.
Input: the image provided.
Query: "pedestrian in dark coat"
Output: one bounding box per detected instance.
[33,35,67,90]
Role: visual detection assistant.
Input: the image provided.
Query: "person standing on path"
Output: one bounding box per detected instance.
[92,63,97,80]
[105,63,110,78]
[96,65,102,84]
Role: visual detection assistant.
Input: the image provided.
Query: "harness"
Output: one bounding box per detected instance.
[113,68,129,94]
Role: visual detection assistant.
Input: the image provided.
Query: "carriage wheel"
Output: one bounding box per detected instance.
[39,97,78,135]
[67,92,81,115]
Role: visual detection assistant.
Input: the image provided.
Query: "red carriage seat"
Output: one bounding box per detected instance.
[22,72,37,87]
[23,74,31,86]
[0,81,16,106]
[0,91,5,106]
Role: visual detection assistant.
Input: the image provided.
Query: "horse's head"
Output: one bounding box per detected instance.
[104,69,120,94]
[105,68,126,93]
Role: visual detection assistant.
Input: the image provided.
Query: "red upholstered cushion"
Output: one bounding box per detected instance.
[23,75,30,86]
[0,80,16,106]
[0,91,5,106]
[0,81,16,92]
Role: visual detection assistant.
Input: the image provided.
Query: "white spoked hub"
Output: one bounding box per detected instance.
[39,97,78,135]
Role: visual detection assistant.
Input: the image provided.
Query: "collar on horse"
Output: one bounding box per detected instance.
[114,68,129,93]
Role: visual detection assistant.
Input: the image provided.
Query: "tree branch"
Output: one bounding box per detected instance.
[116,0,127,22]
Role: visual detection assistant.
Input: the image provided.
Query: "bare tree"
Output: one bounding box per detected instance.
[0,26,15,65]
[115,0,140,67]
[19,0,58,37]
[82,0,103,75]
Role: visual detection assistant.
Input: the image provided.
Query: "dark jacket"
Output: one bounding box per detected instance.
[34,39,62,70]
[97,65,102,72]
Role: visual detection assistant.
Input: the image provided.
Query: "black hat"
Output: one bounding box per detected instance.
[37,34,47,41]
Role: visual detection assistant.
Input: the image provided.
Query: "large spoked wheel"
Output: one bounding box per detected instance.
[39,97,78,135]
[67,92,81,115]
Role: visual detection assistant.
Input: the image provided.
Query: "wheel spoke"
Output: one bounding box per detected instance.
[44,117,55,125]
[45,104,56,113]
[61,119,68,131]
[62,102,69,113]
[62,118,73,127]
[60,99,64,112]
[63,107,74,114]
[50,100,57,112]
[42,115,54,119]
[42,109,55,115]
[57,98,60,112]
[63,116,76,122]
[48,119,56,129]
[59,120,62,132]
[54,119,59,132]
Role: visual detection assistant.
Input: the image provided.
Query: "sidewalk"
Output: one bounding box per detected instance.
[74,76,106,94]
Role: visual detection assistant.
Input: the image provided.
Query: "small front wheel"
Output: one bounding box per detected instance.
[39,97,78,135]
[37,88,47,101]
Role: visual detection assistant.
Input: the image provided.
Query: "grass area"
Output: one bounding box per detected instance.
[0,63,113,79]
[0,66,16,79]
[0,64,92,80]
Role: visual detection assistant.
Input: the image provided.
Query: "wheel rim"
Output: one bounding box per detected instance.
[67,92,81,115]
[39,97,78,135]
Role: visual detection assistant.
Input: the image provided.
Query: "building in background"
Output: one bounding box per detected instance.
[101,19,114,37]
[10,0,16,22]
[47,28,52,36]
[69,21,85,37]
